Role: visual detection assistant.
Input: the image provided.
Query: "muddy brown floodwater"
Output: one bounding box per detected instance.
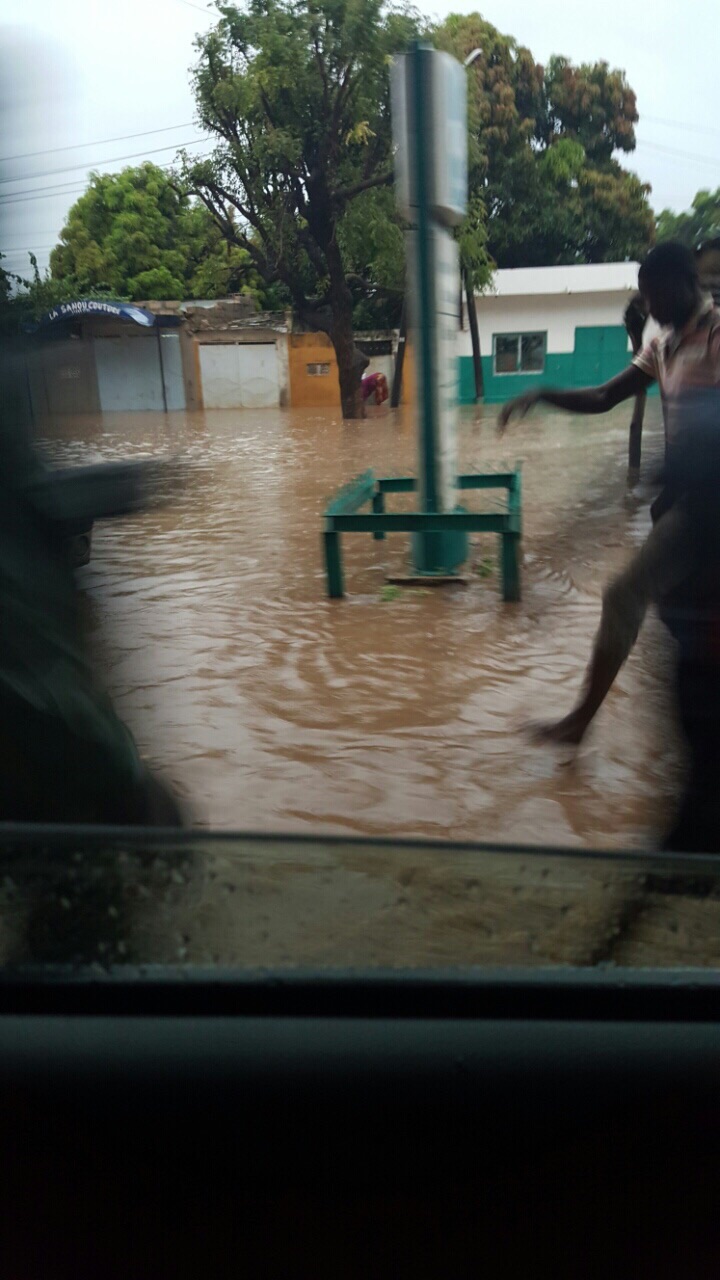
[40,400,679,848]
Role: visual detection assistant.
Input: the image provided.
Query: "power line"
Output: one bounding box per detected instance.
[637,139,720,168]
[0,179,96,202]
[0,110,709,171]
[0,188,87,207]
[0,137,210,186]
[0,121,197,166]
[0,153,213,207]
[0,232,72,241]
[2,162,184,203]
[642,114,720,140]
[0,151,214,207]
[167,0,215,15]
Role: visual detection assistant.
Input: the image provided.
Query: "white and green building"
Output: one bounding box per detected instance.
[459,262,652,404]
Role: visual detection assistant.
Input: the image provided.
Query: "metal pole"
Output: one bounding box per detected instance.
[372,490,386,540]
[624,294,646,481]
[324,530,344,598]
[411,41,438,518]
[391,298,407,409]
[464,266,484,401]
[156,324,168,413]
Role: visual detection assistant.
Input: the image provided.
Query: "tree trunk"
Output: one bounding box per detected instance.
[463,267,484,401]
[325,238,366,420]
[331,322,367,420]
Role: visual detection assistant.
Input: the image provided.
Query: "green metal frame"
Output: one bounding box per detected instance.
[323,468,522,602]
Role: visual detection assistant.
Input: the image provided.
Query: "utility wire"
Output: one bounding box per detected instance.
[166,0,215,15]
[0,122,197,165]
[0,187,87,207]
[0,110,713,169]
[636,139,720,168]
[0,179,100,202]
[0,151,214,208]
[0,137,209,186]
[642,114,720,140]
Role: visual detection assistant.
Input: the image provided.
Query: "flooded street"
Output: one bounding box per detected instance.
[41,400,678,849]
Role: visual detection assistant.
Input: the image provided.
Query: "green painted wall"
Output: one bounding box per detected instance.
[458,323,656,404]
[459,352,575,404]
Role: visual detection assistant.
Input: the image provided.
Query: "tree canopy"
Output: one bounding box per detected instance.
[181,0,421,415]
[49,162,260,302]
[434,13,654,269]
[656,188,720,249]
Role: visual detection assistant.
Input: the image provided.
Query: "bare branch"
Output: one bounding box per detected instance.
[295,225,328,278]
[334,61,358,127]
[345,274,403,296]
[332,169,393,204]
[192,190,274,284]
[259,89,279,129]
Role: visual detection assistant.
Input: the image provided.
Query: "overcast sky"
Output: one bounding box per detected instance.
[1,0,717,275]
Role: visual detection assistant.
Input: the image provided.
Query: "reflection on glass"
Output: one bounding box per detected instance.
[521,332,545,373]
[494,334,520,373]
[493,333,545,374]
[1,831,719,971]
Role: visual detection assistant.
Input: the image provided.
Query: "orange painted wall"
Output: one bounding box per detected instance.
[288,330,415,408]
[288,333,340,409]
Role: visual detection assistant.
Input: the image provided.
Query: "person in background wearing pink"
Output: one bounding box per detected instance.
[361,371,389,416]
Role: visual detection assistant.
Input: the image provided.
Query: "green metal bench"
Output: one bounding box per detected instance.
[323,468,522,601]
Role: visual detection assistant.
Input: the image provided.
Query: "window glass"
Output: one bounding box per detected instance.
[521,333,545,372]
[1,831,719,970]
[494,333,545,374]
[494,335,519,373]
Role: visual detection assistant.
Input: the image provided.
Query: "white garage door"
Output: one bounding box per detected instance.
[94,335,164,412]
[199,343,279,408]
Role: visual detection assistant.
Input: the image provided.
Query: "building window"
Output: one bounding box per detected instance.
[493,332,545,375]
[307,363,330,376]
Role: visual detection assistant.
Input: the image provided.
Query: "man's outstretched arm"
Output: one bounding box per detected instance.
[498,364,653,430]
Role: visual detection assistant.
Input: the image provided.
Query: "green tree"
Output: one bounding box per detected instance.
[181,0,421,418]
[541,56,638,164]
[434,13,654,269]
[337,185,406,331]
[656,188,720,248]
[0,252,118,333]
[0,253,24,336]
[49,163,261,302]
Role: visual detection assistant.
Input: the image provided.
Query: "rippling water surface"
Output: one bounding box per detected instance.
[39,401,678,848]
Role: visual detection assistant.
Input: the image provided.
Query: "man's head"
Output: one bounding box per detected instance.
[638,241,701,328]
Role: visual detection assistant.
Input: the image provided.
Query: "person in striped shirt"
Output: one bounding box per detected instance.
[498,243,720,848]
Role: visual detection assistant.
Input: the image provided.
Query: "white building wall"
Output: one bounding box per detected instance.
[458,290,640,358]
[486,262,641,296]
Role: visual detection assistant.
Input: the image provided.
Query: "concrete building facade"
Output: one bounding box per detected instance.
[21,300,401,417]
[20,263,654,419]
[458,262,649,404]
